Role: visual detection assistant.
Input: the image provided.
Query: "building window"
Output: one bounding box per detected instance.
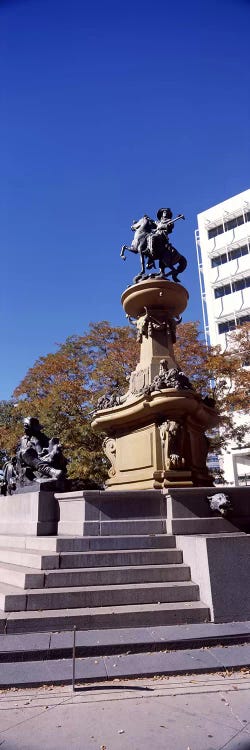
[224,214,244,232]
[208,212,250,240]
[228,244,248,261]
[208,224,224,239]
[214,284,231,298]
[218,320,236,334]
[218,314,250,334]
[211,244,249,268]
[211,253,227,267]
[232,276,250,292]
[236,314,250,325]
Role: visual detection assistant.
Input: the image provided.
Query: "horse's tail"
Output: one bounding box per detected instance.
[176,254,187,273]
[170,250,187,283]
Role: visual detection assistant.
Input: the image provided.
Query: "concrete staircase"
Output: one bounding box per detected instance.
[0,529,210,634]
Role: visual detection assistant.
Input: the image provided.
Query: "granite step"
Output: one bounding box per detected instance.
[0,534,176,552]
[0,561,191,590]
[1,622,250,662]
[59,548,183,569]
[0,580,200,612]
[43,563,191,588]
[0,547,182,571]
[0,548,59,570]
[0,562,44,589]
[1,600,210,633]
[0,583,27,612]
[0,644,250,692]
[55,534,176,552]
[1,642,250,686]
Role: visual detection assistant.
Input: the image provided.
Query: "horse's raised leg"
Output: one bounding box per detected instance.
[120,245,127,259]
[120,244,139,258]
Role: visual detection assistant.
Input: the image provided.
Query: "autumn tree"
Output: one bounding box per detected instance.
[174,320,250,454]
[175,320,250,471]
[0,319,249,482]
[0,400,23,470]
[0,322,139,483]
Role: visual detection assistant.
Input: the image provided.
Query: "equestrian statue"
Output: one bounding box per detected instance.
[120,207,187,283]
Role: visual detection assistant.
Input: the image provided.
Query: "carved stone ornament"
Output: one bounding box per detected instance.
[129,367,150,395]
[151,361,193,394]
[160,420,185,471]
[96,393,121,411]
[207,493,232,516]
[103,437,116,477]
[127,311,182,344]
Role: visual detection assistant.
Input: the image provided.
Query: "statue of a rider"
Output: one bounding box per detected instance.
[156,207,174,236]
[121,207,186,284]
[146,207,174,270]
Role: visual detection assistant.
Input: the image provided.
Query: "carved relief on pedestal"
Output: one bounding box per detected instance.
[127,310,182,345]
[152,361,193,393]
[129,366,152,395]
[103,437,116,477]
[159,420,185,471]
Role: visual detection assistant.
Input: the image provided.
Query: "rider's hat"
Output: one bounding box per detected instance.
[157,208,173,220]
[23,416,44,431]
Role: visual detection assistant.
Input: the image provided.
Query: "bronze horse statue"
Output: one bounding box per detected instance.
[121,211,187,283]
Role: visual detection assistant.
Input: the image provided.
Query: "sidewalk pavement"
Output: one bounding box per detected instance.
[0,670,250,750]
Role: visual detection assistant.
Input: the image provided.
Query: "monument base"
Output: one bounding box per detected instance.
[55,486,250,536]
[0,491,58,536]
[0,487,249,625]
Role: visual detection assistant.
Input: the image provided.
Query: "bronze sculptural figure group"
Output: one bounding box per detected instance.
[121,207,187,283]
[0,417,67,496]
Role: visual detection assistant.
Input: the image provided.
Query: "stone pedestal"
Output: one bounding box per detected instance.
[55,489,166,536]
[0,492,58,535]
[122,279,185,388]
[92,279,219,490]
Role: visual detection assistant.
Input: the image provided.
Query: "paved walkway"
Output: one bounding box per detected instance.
[0,671,250,749]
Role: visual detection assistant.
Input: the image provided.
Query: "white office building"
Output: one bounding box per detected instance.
[195,189,250,485]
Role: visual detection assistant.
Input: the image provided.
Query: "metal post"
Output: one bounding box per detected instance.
[72,625,76,692]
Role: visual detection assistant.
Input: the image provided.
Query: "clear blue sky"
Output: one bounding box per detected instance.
[1,0,249,399]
